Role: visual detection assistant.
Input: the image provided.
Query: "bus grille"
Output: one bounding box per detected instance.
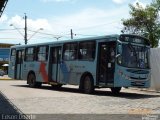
[130,77,147,80]
[127,69,149,74]
[131,82,145,87]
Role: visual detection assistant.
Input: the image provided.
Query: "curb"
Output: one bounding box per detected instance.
[0,78,12,80]
[139,89,160,93]
[129,88,160,93]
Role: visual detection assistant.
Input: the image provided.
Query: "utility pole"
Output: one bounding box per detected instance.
[71,29,73,39]
[24,13,27,44]
[10,14,42,44]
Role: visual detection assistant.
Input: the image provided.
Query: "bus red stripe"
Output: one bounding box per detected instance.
[39,62,48,82]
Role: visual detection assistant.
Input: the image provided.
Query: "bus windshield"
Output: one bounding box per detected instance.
[118,44,150,69]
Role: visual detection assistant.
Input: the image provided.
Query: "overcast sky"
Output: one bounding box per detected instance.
[0,0,152,44]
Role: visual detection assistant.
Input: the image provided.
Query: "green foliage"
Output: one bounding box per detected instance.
[122,0,160,48]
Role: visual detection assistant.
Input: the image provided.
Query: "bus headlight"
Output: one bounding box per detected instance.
[118,69,131,80]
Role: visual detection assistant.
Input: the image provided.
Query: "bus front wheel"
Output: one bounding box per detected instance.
[110,87,121,95]
[83,75,94,94]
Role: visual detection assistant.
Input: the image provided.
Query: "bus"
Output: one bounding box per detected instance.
[8,34,151,94]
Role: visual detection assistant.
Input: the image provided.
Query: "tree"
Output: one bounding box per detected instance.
[122,0,160,47]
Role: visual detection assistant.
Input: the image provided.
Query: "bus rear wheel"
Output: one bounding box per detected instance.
[28,73,41,88]
[110,87,121,95]
[83,75,94,94]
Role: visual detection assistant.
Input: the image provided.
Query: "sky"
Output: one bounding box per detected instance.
[0,0,152,44]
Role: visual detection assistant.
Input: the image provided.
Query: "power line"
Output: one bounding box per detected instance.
[0,28,23,31]
[75,34,99,37]
[28,29,100,38]
[73,20,120,31]
[0,38,22,39]
[28,29,68,38]
[0,21,122,42]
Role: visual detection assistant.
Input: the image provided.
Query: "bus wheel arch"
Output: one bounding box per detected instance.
[79,72,94,94]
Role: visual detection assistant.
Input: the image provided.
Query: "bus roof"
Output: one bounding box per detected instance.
[10,34,150,49]
[11,34,120,49]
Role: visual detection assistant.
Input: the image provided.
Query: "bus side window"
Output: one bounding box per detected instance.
[25,47,35,61]
[63,43,78,61]
[79,41,96,60]
[37,46,48,62]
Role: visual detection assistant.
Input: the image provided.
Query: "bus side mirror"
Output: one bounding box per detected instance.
[118,44,122,54]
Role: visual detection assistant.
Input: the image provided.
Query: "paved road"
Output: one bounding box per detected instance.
[0,80,160,120]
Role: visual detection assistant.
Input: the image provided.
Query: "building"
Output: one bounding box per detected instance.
[0,43,14,68]
[0,0,9,74]
[0,43,14,64]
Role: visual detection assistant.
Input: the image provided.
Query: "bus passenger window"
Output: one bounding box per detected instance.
[37,46,48,62]
[79,41,96,60]
[25,47,35,61]
[63,43,77,60]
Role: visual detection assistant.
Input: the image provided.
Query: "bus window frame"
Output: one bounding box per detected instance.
[78,40,96,61]
[24,47,36,62]
[37,45,49,62]
[63,42,78,61]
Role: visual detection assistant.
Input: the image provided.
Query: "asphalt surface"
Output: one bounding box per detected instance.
[0,80,160,120]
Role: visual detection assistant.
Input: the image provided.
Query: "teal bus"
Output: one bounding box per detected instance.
[8,34,151,94]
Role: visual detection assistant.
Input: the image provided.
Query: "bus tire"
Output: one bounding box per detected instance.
[110,87,121,95]
[28,73,41,88]
[83,75,94,94]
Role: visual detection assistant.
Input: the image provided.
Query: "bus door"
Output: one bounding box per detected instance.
[48,46,62,83]
[15,50,24,79]
[98,42,116,85]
